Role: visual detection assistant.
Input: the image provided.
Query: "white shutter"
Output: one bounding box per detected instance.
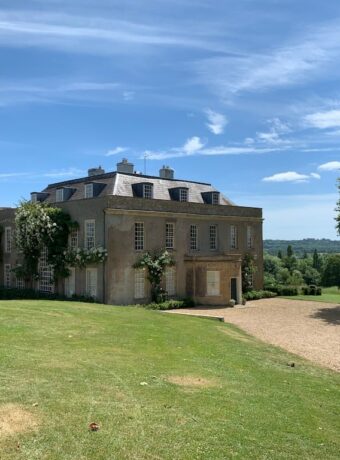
[207,271,220,296]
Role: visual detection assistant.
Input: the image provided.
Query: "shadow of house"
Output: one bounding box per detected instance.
[311,305,340,325]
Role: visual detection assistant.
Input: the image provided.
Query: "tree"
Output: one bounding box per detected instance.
[134,249,175,302]
[287,245,294,257]
[303,267,321,286]
[322,255,340,287]
[263,254,282,276]
[312,249,322,271]
[336,178,340,235]
[277,250,283,259]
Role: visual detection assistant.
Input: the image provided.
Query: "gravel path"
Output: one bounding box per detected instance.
[169,298,340,371]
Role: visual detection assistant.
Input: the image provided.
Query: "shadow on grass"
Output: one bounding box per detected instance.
[311,305,340,325]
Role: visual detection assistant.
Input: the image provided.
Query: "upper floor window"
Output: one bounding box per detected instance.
[247,225,254,249]
[179,188,188,202]
[56,188,64,202]
[143,183,153,199]
[209,225,217,250]
[135,222,144,251]
[190,225,198,251]
[5,227,12,253]
[85,183,93,199]
[165,223,175,249]
[70,230,79,250]
[230,225,238,249]
[85,220,96,250]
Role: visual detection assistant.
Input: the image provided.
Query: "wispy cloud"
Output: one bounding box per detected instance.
[43,168,86,178]
[251,118,292,146]
[195,19,340,97]
[262,171,320,183]
[0,172,29,179]
[318,161,340,171]
[106,146,129,156]
[0,11,227,54]
[304,109,340,129]
[205,109,228,135]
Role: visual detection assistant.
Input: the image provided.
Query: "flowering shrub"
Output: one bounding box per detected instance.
[14,201,78,284]
[134,250,175,302]
[65,246,107,268]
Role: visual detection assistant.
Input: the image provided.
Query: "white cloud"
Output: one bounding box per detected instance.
[318,161,340,171]
[183,136,204,154]
[304,109,340,129]
[262,171,320,183]
[43,168,86,178]
[205,109,228,135]
[0,172,28,178]
[256,118,291,146]
[106,146,128,156]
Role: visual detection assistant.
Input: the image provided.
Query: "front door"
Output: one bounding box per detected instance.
[230,278,238,303]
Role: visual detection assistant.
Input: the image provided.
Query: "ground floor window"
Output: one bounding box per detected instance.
[38,247,54,293]
[4,264,11,288]
[134,269,145,299]
[15,276,25,290]
[65,267,76,297]
[86,268,98,298]
[206,270,220,296]
[165,267,176,296]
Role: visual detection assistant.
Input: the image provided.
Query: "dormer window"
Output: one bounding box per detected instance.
[179,188,188,202]
[143,183,153,199]
[202,191,220,205]
[56,188,64,202]
[212,192,220,205]
[31,192,49,203]
[85,183,94,199]
[31,193,38,203]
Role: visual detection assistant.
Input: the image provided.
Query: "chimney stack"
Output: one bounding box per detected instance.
[116,158,134,174]
[88,166,105,177]
[159,165,174,180]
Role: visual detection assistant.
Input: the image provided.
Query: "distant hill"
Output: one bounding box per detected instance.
[264,239,340,256]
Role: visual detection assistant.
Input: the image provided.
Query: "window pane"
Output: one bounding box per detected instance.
[179,189,188,202]
[230,225,238,249]
[190,225,198,250]
[135,222,144,250]
[209,225,217,250]
[165,267,176,296]
[165,223,175,249]
[143,184,153,199]
[207,270,220,296]
[85,220,95,250]
[134,269,145,298]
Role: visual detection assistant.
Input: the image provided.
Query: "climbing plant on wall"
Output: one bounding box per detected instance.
[242,253,257,293]
[14,200,78,285]
[133,249,175,302]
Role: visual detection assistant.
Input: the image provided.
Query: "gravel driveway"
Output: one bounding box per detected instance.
[169,298,340,371]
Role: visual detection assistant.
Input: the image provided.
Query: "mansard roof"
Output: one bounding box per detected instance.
[40,171,235,205]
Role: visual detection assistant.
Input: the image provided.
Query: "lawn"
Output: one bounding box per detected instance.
[0,300,339,459]
[285,286,340,304]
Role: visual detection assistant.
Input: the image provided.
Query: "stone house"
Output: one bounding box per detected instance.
[0,160,263,305]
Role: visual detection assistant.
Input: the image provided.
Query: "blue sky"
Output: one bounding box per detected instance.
[1,0,340,239]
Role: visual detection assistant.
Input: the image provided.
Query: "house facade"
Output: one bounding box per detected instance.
[0,160,263,305]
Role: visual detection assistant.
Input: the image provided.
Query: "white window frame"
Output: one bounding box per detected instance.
[56,188,64,202]
[85,183,94,199]
[65,267,76,297]
[143,183,153,199]
[5,227,12,253]
[86,267,97,298]
[85,220,96,250]
[209,225,217,250]
[207,270,220,296]
[165,266,176,296]
[247,225,254,249]
[230,225,238,249]
[135,222,144,251]
[212,192,219,205]
[4,264,11,288]
[134,269,145,299]
[190,224,198,251]
[31,193,38,203]
[179,188,188,202]
[165,223,175,250]
[16,276,25,290]
[38,247,54,293]
[69,230,79,250]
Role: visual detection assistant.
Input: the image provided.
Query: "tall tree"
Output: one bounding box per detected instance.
[312,249,321,271]
[287,245,293,257]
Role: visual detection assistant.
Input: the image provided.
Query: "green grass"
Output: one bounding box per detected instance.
[0,300,339,459]
[284,286,340,304]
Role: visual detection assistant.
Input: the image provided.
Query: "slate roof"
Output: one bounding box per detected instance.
[40,171,235,205]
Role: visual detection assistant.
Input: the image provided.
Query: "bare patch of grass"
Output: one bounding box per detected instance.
[165,375,218,388]
[0,404,39,438]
